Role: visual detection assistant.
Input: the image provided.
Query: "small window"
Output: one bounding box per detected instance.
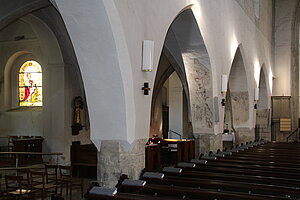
[18,60,43,106]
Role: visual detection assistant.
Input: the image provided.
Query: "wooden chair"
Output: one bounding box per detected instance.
[59,165,83,200]
[30,171,57,200]
[45,164,59,185]
[16,168,31,193]
[5,175,32,200]
[7,136,17,152]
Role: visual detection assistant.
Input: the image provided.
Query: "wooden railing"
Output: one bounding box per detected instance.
[286,128,299,142]
[0,152,62,169]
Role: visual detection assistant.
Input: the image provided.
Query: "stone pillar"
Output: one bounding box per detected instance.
[234,127,254,144]
[256,109,271,141]
[195,133,222,156]
[259,127,271,141]
[97,139,146,188]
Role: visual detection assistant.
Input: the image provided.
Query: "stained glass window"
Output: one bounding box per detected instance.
[19,61,43,106]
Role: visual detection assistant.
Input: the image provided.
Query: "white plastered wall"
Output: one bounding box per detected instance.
[52,0,273,147]
[0,14,66,155]
[273,0,298,96]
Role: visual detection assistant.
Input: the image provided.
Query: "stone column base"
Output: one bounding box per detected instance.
[194,133,222,156]
[234,127,254,144]
[258,127,271,141]
[97,139,147,188]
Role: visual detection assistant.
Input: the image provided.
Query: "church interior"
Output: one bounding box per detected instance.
[0,0,300,199]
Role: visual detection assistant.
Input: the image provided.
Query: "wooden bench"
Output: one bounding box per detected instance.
[164,169,300,188]
[118,179,293,200]
[141,171,300,198]
[117,141,300,200]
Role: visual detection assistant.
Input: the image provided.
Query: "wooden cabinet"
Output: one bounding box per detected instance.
[12,137,44,165]
[271,96,291,141]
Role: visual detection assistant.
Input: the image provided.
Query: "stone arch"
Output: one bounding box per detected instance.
[0,3,88,164]
[151,8,216,155]
[227,45,252,144]
[255,65,271,141]
[4,51,30,109]
[0,0,51,30]
[150,49,189,139]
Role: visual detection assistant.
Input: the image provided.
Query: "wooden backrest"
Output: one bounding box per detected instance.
[59,165,72,178]
[16,168,31,185]
[30,171,46,188]
[45,164,58,184]
[5,175,24,192]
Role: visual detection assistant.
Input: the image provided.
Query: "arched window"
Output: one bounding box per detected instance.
[18,60,43,106]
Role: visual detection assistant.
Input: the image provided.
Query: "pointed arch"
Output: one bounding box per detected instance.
[255,65,271,141]
[228,46,249,125]
[150,8,216,155]
[226,45,252,144]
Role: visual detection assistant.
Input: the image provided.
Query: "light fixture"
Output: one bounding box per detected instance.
[221,74,228,106]
[142,40,154,72]
[254,87,259,101]
[142,82,151,95]
[254,87,259,109]
[221,75,228,93]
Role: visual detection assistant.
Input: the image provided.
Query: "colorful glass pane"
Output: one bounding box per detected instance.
[19,61,42,73]
[19,61,43,107]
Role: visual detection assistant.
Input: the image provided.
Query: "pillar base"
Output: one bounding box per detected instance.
[195,133,222,156]
[257,126,271,141]
[234,127,254,144]
[97,139,147,187]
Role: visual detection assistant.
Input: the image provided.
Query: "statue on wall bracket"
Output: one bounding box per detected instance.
[72,96,84,135]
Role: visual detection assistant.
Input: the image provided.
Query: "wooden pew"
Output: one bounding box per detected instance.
[140,170,300,198]
[213,156,300,168]
[118,178,294,200]
[221,153,300,164]
[164,169,300,188]
[85,184,182,200]
[128,141,300,200]
[181,161,300,180]
[194,158,300,174]
[86,191,177,200]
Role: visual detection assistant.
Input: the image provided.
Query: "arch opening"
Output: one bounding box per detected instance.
[255,67,271,141]
[0,2,90,169]
[150,8,217,156]
[225,46,251,144]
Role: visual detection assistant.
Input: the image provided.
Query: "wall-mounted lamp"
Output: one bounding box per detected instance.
[142,40,154,72]
[142,82,151,95]
[221,99,226,106]
[254,87,259,101]
[254,87,259,109]
[221,75,228,93]
[221,74,228,106]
